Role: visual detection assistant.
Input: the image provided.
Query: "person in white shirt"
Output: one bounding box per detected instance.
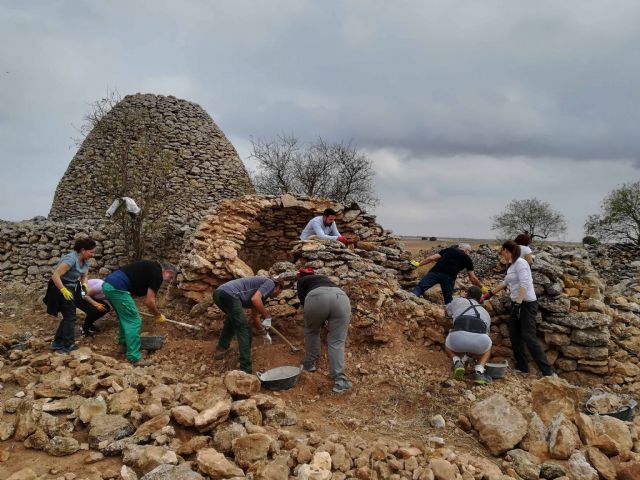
[445,286,493,385]
[481,240,553,376]
[300,208,348,244]
[514,233,534,265]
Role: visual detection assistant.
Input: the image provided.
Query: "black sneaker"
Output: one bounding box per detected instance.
[301,363,317,373]
[81,327,96,337]
[61,344,79,354]
[332,379,353,394]
[453,360,465,380]
[214,346,230,360]
[473,371,492,385]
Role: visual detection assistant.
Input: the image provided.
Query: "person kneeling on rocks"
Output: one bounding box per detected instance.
[445,286,493,385]
[296,267,353,394]
[213,276,284,374]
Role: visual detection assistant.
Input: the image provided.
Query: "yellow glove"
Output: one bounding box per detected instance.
[410,259,421,268]
[60,287,74,301]
[481,286,490,294]
[82,282,89,293]
[155,314,167,323]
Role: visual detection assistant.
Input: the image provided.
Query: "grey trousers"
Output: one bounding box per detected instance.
[303,286,351,381]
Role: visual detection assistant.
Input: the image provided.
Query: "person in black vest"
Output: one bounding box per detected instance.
[296,267,352,394]
[411,243,483,304]
[444,286,492,384]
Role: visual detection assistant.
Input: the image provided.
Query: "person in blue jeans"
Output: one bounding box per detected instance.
[411,244,483,304]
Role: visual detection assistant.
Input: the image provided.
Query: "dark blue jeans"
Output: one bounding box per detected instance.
[412,271,456,304]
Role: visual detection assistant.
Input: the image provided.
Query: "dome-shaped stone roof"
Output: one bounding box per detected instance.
[49,93,254,229]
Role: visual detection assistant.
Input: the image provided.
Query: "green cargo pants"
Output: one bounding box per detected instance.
[214,289,252,373]
[103,282,142,363]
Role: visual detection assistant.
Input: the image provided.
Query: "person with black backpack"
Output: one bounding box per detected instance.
[444,286,493,384]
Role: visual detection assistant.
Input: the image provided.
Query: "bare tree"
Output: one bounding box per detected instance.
[78,91,176,260]
[250,135,379,207]
[492,198,567,240]
[585,181,640,245]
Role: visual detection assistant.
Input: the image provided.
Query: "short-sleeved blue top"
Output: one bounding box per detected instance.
[58,251,90,287]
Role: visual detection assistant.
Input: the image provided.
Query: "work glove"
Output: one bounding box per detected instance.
[410,259,421,268]
[81,282,89,295]
[155,314,167,323]
[95,303,106,313]
[479,291,494,303]
[262,317,272,330]
[60,287,74,301]
[481,286,490,294]
[512,302,522,320]
[263,332,272,344]
[337,236,348,245]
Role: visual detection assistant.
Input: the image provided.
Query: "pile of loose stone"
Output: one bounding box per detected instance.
[464,376,640,480]
[1,333,532,480]
[260,240,445,346]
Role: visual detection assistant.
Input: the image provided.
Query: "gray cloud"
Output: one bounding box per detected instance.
[1,0,638,241]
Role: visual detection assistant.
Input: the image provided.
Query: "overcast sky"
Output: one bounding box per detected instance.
[1,1,639,241]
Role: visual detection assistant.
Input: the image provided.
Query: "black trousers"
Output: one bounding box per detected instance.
[53,284,109,345]
[507,300,553,376]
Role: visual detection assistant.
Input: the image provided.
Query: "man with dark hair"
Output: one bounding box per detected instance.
[445,286,492,385]
[102,260,177,366]
[411,243,483,304]
[300,208,349,244]
[213,276,283,373]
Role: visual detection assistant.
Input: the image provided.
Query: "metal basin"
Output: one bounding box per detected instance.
[257,365,301,391]
[485,360,508,379]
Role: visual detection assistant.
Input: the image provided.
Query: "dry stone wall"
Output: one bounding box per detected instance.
[178,193,416,302]
[0,218,131,287]
[480,245,640,390]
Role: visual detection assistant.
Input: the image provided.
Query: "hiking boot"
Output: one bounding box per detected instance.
[117,343,127,354]
[301,362,317,373]
[473,371,492,385]
[332,379,353,394]
[131,359,154,367]
[214,346,230,360]
[453,359,465,381]
[50,341,64,351]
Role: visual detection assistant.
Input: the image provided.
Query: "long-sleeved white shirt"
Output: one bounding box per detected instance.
[300,215,341,240]
[503,257,537,302]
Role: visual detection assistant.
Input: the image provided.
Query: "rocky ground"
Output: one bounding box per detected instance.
[1,283,640,480]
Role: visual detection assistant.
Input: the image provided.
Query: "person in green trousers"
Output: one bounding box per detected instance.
[213,276,284,373]
[103,260,177,366]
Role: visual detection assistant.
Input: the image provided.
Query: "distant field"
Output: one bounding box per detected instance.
[399,237,581,255]
[400,238,497,255]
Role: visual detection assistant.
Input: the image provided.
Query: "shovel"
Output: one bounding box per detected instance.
[140,312,202,330]
[268,325,301,352]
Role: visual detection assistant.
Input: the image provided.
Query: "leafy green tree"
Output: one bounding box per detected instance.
[492,198,567,240]
[584,181,640,245]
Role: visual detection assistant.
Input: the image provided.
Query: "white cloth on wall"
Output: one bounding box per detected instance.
[105,197,141,217]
